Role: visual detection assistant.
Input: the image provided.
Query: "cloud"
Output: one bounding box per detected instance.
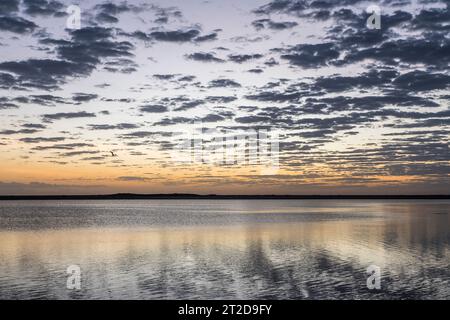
[119,131,172,139]
[280,43,339,68]
[15,94,68,106]
[179,75,196,82]
[253,0,307,15]
[235,116,271,124]
[88,123,140,130]
[205,96,237,103]
[208,79,241,88]
[173,99,203,111]
[0,16,37,34]
[245,90,303,102]
[0,0,19,14]
[139,104,169,113]
[61,150,100,157]
[412,7,450,31]
[194,32,218,42]
[94,2,135,23]
[116,176,152,182]
[252,19,298,30]
[0,59,91,90]
[42,111,96,122]
[343,35,450,68]
[20,137,65,143]
[32,143,94,151]
[0,73,16,89]
[201,114,225,123]
[22,26,138,90]
[154,117,192,126]
[21,123,47,129]
[228,54,263,63]
[248,68,264,74]
[149,29,200,42]
[392,71,450,91]
[72,93,99,103]
[186,52,224,63]
[22,0,66,17]
[0,129,40,135]
[312,69,399,92]
[0,97,18,109]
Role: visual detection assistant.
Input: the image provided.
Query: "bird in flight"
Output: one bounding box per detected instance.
[110,151,118,157]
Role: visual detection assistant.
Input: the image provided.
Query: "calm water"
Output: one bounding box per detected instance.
[0,200,449,300]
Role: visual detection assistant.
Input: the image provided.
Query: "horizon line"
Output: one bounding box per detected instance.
[1,193,449,200]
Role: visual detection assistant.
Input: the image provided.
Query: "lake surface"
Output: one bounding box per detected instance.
[0,200,449,299]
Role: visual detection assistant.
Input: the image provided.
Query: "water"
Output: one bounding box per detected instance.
[0,200,448,300]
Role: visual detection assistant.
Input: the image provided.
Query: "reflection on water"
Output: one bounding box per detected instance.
[0,200,449,299]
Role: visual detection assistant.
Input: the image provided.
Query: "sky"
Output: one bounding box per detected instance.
[0,0,449,195]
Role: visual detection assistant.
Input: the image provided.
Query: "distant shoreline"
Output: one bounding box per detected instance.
[0,194,449,200]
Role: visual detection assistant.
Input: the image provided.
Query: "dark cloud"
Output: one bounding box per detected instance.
[0,0,19,14]
[152,5,183,24]
[21,123,46,129]
[30,27,137,89]
[15,94,68,106]
[139,105,169,113]
[179,75,196,82]
[20,137,65,143]
[246,90,303,103]
[0,97,18,109]
[0,129,40,135]
[235,116,272,124]
[253,0,308,15]
[32,143,94,151]
[149,29,200,42]
[0,59,90,90]
[42,111,96,122]
[312,69,399,92]
[264,58,279,66]
[392,71,450,92]
[94,2,134,23]
[119,131,174,139]
[194,33,218,42]
[173,100,203,111]
[343,35,450,68]
[153,74,177,80]
[0,16,37,34]
[205,96,237,103]
[412,7,450,31]
[208,79,241,88]
[61,150,100,157]
[116,176,151,182]
[280,43,339,68]
[0,73,16,89]
[57,27,135,64]
[72,93,99,103]
[23,0,65,17]
[186,52,224,63]
[154,117,192,126]
[228,54,263,63]
[88,123,140,130]
[252,19,298,30]
[201,114,225,123]
[387,118,450,129]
